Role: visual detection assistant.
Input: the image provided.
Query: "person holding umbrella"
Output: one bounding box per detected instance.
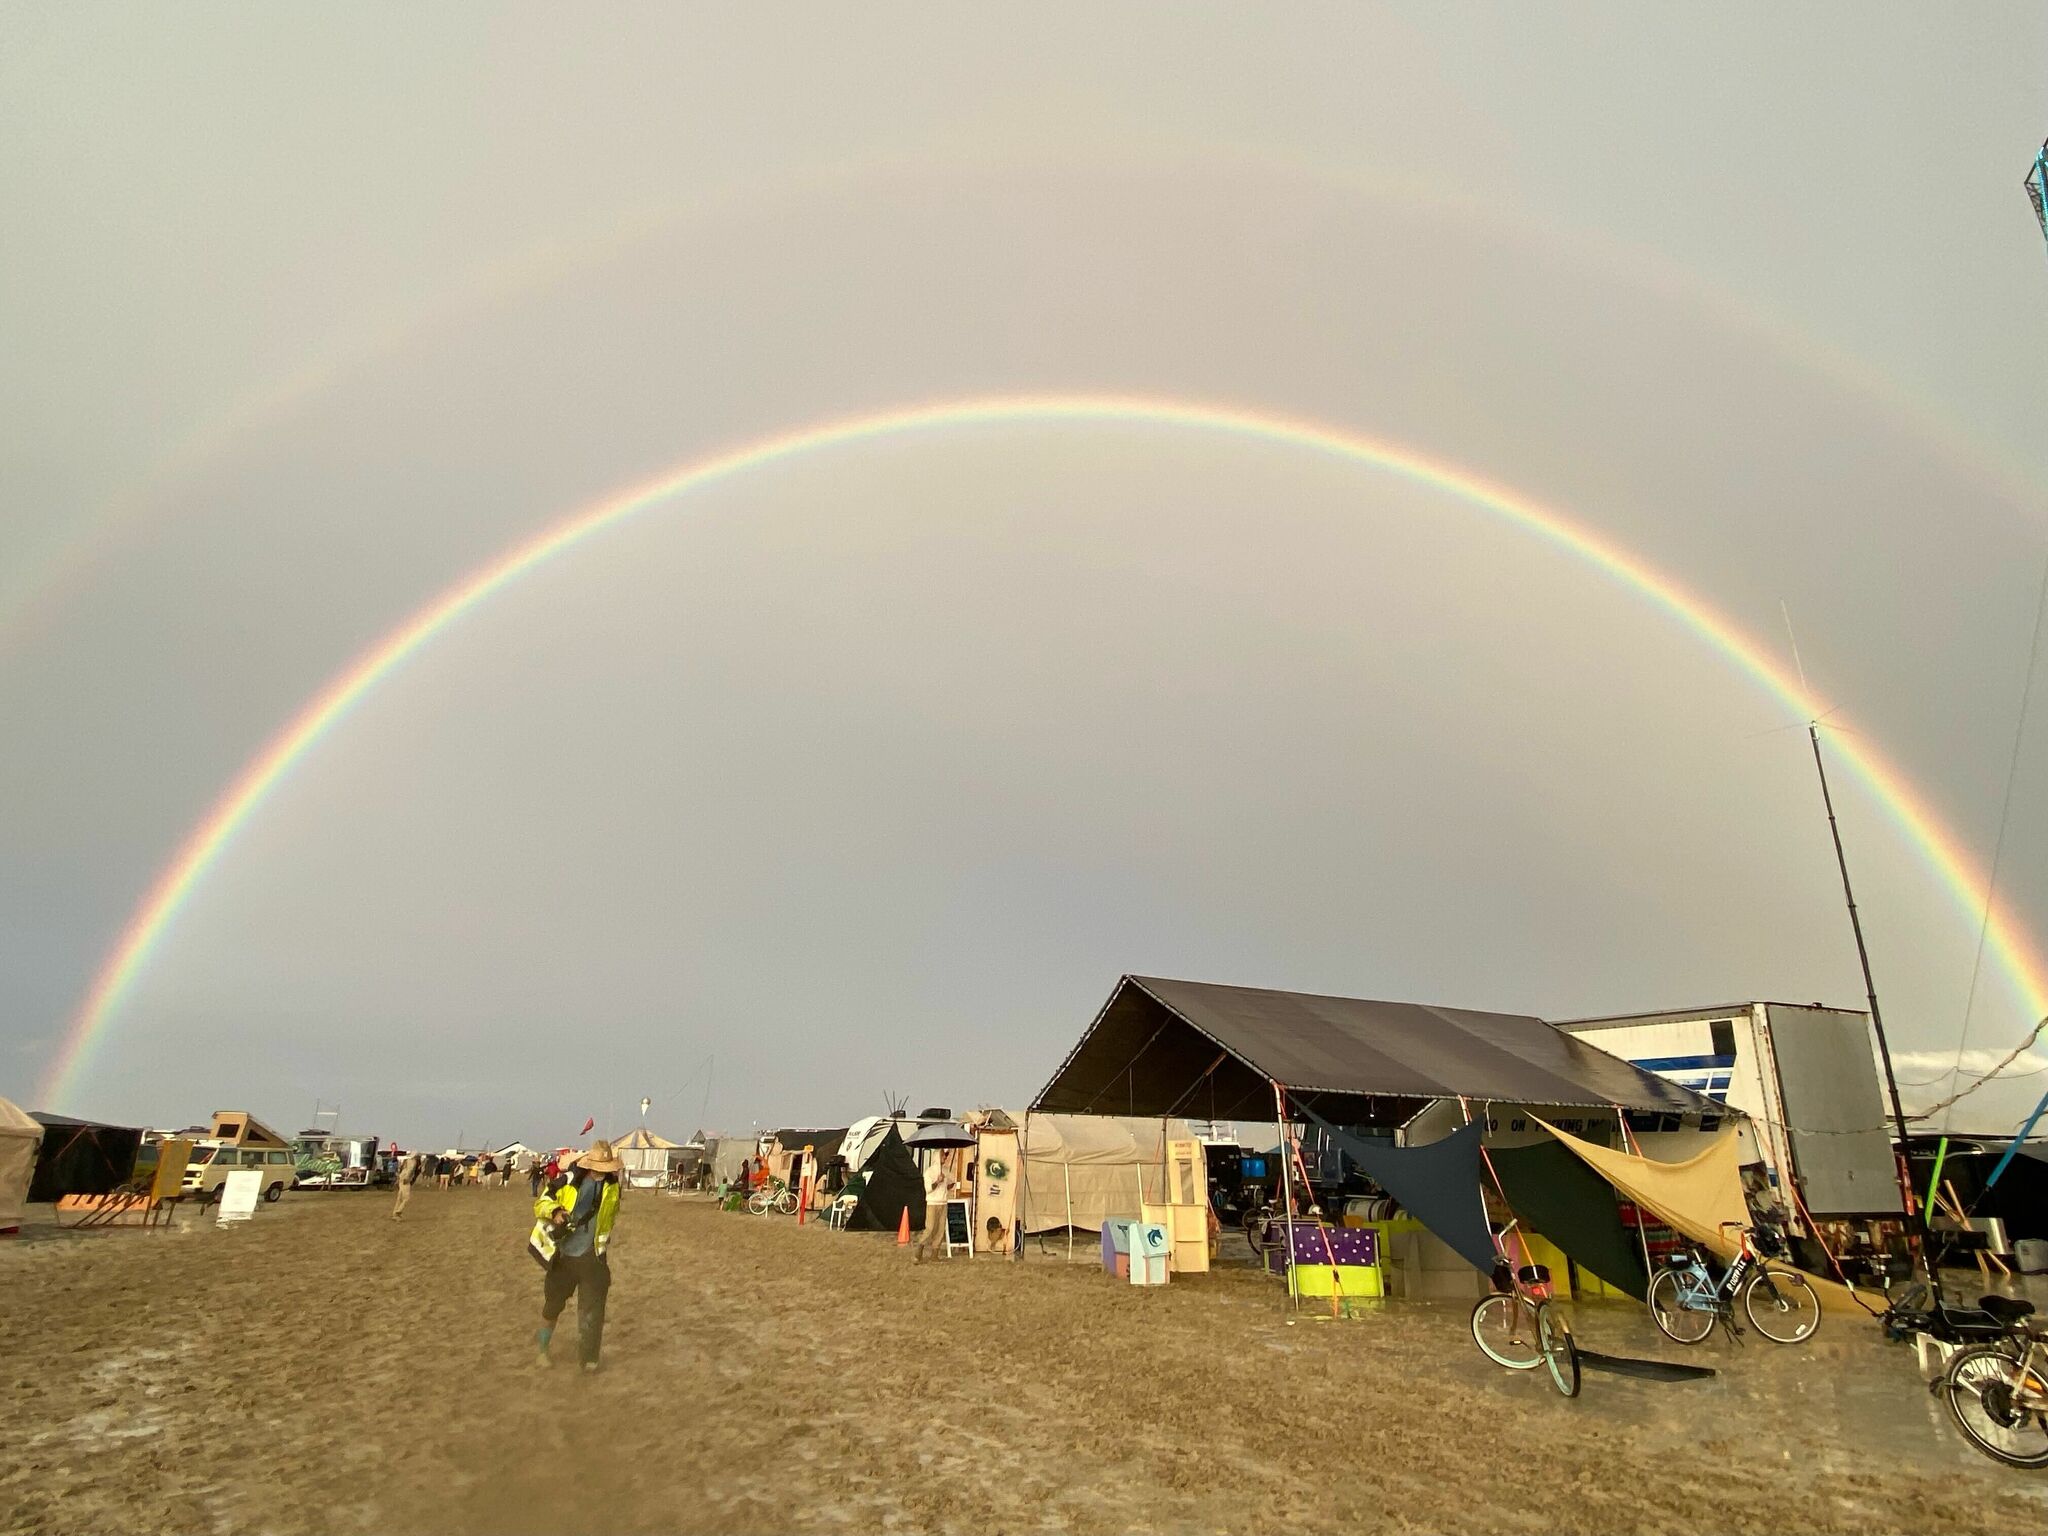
[906,1120,976,1265]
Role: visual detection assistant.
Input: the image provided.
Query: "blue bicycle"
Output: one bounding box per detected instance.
[1647,1223,1820,1346]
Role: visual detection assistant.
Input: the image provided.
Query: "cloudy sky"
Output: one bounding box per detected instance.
[4,4,2047,1149]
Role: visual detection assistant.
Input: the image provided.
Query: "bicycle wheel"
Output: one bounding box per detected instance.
[746,1191,771,1215]
[1742,1267,1820,1344]
[1470,1293,1542,1370]
[1942,1346,2048,1468]
[1244,1211,1273,1258]
[1647,1268,1716,1345]
[1536,1301,1581,1399]
[776,1189,798,1215]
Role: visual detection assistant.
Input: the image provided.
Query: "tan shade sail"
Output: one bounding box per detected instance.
[1538,1119,1877,1322]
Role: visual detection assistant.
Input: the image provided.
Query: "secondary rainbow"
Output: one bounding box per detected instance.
[39,392,2048,1109]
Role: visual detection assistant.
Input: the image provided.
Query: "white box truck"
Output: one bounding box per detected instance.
[1557,1002,1904,1226]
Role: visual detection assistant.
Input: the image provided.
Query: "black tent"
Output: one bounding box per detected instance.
[29,1112,143,1203]
[845,1123,924,1233]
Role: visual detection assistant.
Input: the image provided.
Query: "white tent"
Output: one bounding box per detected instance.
[1,1097,45,1229]
[616,1127,683,1188]
[1003,1112,1198,1236]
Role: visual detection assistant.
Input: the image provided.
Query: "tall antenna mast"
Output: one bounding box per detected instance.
[1806,722,1935,1294]
[1781,603,1931,1289]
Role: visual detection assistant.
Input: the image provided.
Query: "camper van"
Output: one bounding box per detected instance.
[182,1140,295,1204]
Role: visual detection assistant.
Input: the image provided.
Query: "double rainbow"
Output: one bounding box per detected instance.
[37,393,2048,1107]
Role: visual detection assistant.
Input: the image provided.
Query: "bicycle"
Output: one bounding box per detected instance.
[745,1178,798,1216]
[1939,1295,2048,1468]
[1470,1227,1580,1398]
[1647,1222,1820,1346]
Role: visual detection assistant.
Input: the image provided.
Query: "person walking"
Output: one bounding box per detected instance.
[391,1152,422,1220]
[534,1140,622,1372]
[915,1154,952,1264]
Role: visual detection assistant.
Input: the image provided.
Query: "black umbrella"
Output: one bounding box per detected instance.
[906,1121,976,1150]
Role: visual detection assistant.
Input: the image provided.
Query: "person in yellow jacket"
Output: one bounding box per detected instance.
[532,1140,621,1371]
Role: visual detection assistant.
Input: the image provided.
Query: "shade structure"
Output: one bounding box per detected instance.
[1009,1113,1198,1236]
[1539,1119,1876,1321]
[27,1113,142,1203]
[1488,1138,1650,1300]
[1032,976,1725,1127]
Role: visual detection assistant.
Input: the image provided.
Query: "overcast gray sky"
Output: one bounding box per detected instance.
[4,3,2047,1149]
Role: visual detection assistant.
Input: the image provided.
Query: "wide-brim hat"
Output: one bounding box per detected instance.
[571,1139,622,1174]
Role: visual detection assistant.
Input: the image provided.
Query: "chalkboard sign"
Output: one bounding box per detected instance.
[944,1197,970,1253]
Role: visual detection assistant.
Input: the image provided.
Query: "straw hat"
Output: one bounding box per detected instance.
[571,1138,622,1175]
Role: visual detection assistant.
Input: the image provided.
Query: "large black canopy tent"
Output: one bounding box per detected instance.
[1031,976,1726,1292]
[28,1112,143,1203]
[1033,976,1721,1127]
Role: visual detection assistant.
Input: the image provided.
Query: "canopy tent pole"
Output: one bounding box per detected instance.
[1014,1110,1028,1264]
[1271,1079,1298,1313]
[1612,1107,1658,1285]
[1459,1098,1507,1273]
[1064,1161,1074,1263]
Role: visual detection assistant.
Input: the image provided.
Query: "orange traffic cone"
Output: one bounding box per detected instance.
[896,1206,911,1245]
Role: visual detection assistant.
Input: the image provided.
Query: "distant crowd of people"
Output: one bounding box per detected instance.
[389,1150,528,1216]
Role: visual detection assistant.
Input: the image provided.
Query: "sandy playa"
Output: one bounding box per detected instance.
[2,1188,2043,1535]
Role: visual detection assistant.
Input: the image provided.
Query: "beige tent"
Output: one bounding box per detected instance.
[1006,1112,1198,1236]
[1,1097,44,1229]
[616,1126,683,1188]
[1540,1119,1877,1321]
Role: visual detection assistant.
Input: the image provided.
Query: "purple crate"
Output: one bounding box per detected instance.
[1261,1221,1377,1273]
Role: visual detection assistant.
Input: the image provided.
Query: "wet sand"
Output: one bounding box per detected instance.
[2,1187,2043,1534]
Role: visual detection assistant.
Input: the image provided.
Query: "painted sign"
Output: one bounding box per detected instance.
[217,1169,262,1225]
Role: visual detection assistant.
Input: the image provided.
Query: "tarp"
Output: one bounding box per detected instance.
[1033,975,1726,1126]
[845,1124,924,1233]
[1488,1138,1649,1300]
[1540,1120,1877,1321]
[1009,1112,1195,1235]
[0,1098,42,1227]
[1310,1117,1497,1273]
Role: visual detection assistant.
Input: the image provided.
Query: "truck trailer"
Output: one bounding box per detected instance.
[1557,1001,1904,1227]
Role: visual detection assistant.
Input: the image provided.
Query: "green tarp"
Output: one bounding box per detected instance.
[1488,1138,1649,1300]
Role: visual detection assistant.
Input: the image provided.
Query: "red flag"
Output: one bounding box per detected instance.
[580,1117,595,1135]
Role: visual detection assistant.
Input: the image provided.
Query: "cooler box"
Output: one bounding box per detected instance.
[1101,1219,1135,1279]
[1130,1222,1170,1286]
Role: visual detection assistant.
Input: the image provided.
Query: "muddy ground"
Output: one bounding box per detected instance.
[2,1186,2043,1535]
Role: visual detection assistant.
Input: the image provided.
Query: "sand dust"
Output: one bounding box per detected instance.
[2,1188,2043,1534]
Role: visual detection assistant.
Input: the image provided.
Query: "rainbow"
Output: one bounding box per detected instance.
[37,392,2048,1109]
